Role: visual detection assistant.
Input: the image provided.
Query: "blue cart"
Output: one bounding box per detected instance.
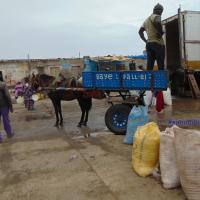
[82,70,168,134]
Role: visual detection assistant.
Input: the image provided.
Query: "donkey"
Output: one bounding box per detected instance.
[32,74,92,128]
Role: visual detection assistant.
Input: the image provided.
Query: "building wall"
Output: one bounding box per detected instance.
[0,58,84,86]
[0,62,28,85]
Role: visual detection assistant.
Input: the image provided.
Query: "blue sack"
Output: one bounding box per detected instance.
[124,106,149,145]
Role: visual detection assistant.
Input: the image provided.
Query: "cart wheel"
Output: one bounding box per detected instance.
[105,104,131,135]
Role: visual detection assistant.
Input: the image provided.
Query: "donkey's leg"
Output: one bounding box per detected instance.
[82,109,89,126]
[51,99,59,127]
[82,98,92,126]
[77,109,85,128]
[76,96,85,127]
[57,100,63,126]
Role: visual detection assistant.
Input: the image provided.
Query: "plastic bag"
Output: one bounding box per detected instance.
[163,88,172,106]
[156,91,164,112]
[132,122,160,177]
[151,96,156,106]
[143,91,153,106]
[123,106,148,145]
[174,127,200,200]
[160,126,180,189]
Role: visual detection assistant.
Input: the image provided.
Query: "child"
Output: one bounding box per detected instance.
[14,81,24,99]
[23,78,35,110]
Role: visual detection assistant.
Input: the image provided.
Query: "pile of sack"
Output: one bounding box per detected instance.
[132,123,200,200]
[124,88,172,145]
[144,88,172,112]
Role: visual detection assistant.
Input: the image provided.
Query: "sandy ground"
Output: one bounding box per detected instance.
[1,97,199,200]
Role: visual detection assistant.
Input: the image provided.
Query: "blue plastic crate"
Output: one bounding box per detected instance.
[82,71,168,90]
[82,71,121,89]
[123,71,168,90]
[123,71,152,89]
[82,72,94,88]
[94,72,121,89]
[153,71,168,89]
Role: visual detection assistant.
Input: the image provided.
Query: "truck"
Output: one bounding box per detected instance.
[162,9,200,96]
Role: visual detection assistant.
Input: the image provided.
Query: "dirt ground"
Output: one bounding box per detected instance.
[1,97,199,200]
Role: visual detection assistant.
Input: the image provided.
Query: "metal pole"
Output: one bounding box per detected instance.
[27,54,31,75]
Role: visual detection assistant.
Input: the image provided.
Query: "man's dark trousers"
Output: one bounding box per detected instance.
[146,42,165,70]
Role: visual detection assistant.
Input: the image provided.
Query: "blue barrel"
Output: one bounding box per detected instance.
[84,59,98,72]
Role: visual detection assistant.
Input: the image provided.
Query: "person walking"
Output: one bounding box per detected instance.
[0,71,14,143]
[14,81,24,99]
[139,4,165,112]
[23,77,35,111]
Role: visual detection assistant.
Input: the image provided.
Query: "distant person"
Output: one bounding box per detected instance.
[14,81,24,99]
[23,77,35,111]
[0,72,14,143]
[139,3,165,70]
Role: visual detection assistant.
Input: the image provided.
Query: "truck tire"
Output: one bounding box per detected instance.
[105,104,131,135]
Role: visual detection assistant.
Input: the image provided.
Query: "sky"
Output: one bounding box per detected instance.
[0,0,200,59]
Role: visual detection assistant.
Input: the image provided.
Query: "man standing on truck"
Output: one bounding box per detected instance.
[139,3,165,70]
[139,3,165,112]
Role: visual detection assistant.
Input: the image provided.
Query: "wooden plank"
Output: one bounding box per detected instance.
[188,74,200,98]
[188,76,195,98]
[189,74,200,97]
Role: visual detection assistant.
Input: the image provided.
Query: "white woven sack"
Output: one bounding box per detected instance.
[160,126,180,189]
[163,88,172,105]
[174,127,200,200]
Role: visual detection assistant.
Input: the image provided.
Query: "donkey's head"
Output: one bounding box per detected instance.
[32,74,55,91]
